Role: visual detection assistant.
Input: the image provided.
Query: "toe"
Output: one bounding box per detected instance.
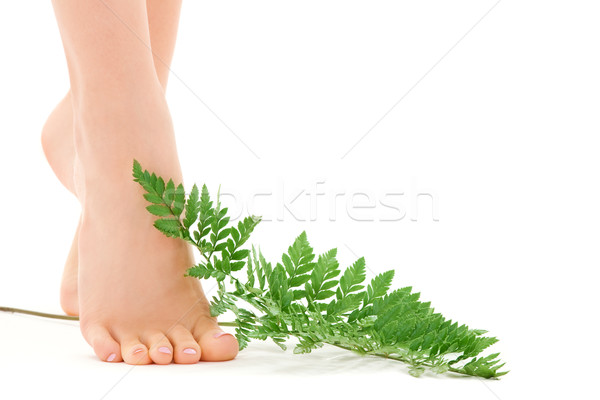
[194,319,239,361]
[167,325,201,364]
[86,326,122,363]
[142,332,173,365]
[120,338,152,365]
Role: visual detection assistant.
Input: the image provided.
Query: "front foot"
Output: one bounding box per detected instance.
[73,96,238,364]
[77,189,239,364]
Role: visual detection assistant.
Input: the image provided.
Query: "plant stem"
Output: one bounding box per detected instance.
[0,306,239,327]
[325,340,473,377]
[0,306,79,321]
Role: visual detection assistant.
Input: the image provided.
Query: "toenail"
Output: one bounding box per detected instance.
[214,331,233,339]
[133,348,144,355]
[183,348,197,355]
[107,353,116,362]
[158,346,172,354]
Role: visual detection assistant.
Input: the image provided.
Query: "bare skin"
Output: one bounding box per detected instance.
[41,92,79,316]
[44,0,238,364]
[42,0,184,317]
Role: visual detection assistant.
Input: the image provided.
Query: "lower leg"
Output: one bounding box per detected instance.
[42,0,182,191]
[51,0,237,364]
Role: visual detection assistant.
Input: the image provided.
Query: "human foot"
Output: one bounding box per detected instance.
[41,92,79,316]
[73,89,238,364]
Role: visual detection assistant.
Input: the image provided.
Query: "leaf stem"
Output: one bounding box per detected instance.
[325,340,475,377]
[0,306,79,321]
[0,306,240,327]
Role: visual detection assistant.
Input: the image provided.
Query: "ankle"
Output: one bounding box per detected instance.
[71,92,184,203]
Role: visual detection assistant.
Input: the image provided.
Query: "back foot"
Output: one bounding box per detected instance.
[41,92,79,316]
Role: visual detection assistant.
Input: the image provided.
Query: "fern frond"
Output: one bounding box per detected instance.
[133,161,507,379]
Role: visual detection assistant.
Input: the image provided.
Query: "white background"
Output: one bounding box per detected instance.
[1,1,598,399]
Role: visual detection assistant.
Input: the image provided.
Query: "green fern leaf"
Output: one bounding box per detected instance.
[364,270,395,306]
[339,257,367,296]
[133,162,507,379]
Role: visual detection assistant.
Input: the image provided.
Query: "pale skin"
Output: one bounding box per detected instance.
[42,0,239,364]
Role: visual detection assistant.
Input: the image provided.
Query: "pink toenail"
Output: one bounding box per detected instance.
[107,353,116,362]
[183,348,197,355]
[158,346,172,354]
[133,348,144,355]
[214,331,233,339]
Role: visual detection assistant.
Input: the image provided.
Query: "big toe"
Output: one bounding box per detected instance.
[194,321,239,361]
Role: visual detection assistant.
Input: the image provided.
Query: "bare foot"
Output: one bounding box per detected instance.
[42,85,239,364]
[74,86,238,364]
[41,92,79,316]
